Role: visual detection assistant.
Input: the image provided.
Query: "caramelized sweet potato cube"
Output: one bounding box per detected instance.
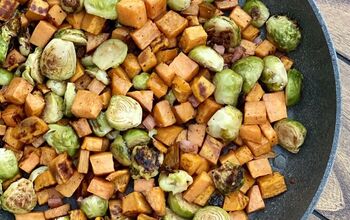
[70,61,84,82]
[49,153,74,184]
[153,100,176,127]
[179,26,207,53]
[147,73,168,99]
[219,151,240,166]
[180,153,202,175]
[137,214,157,220]
[87,78,106,95]
[173,102,195,124]
[246,185,265,213]
[26,0,49,20]
[25,93,45,117]
[131,20,162,50]
[55,171,84,197]
[0,125,6,136]
[34,170,57,191]
[117,0,148,29]
[239,125,262,143]
[19,151,40,173]
[246,158,272,178]
[245,83,265,102]
[81,136,109,152]
[156,49,178,64]
[111,73,133,96]
[40,146,57,166]
[259,122,278,146]
[134,178,155,193]
[5,77,33,105]
[87,177,115,200]
[223,191,249,211]
[15,212,46,220]
[144,187,166,216]
[0,0,19,21]
[152,139,168,153]
[77,149,90,174]
[138,47,157,72]
[122,53,142,79]
[127,91,154,112]
[90,152,115,175]
[71,90,103,119]
[122,192,152,216]
[199,135,224,164]
[30,21,57,47]
[47,4,66,26]
[229,211,249,220]
[155,125,183,146]
[2,104,25,127]
[196,98,222,124]
[263,92,288,123]
[156,11,188,38]
[172,75,192,103]
[4,49,26,68]
[106,169,131,193]
[280,56,294,71]
[69,210,87,220]
[194,185,215,207]
[257,172,287,199]
[44,204,70,219]
[183,172,213,203]
[70,118,92,138]
[144,0,166,19]
[244,101,267,125]
[3,127,23,149]
[155,63,176,86]
[246,136,271,157]
[186,15,199,26]
[255,40,276,58]
[188,123,206,148]
[234,145,254,165]
[229,6,252,30]
[242,25,260,41]
[215,0,238,10]
[66,11,85,29]
[239,170,256,194]
[81,13,106,35]
[170,52,199,82]
[111,27,130,42]
[191,75,215,102]
[240,39,257,56]
[36,187,62,205]
[109,67,130,82]
[100,90,111,109]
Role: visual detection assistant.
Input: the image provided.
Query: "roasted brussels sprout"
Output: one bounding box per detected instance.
[213,69,243,106]
[106,95,143,131]
[63,82,77,117]
[106,130,120,140]
[164,208,186,220]
[19,47,44,85]
[286,69,303,106]
[204,16,241,49]
[46,80,67,96]
[274,119,307,153]
[207,106,243,141]
[110,135,131,166]
[81,55,94,67]
[44,124,80,157]
[55,28,87,45]
[89,112,113,137]
[266,15,302,52]
[1,178,37,214]
[92,39,128,71]
[42,92,64,123]
[167,0,191,11]
[28,166,48,182]
[243,0,270,28]
[132,72,150,90]
[0,15,20,64]
[131,145,163,180]
[85,67,110,85]
[193,206,230,220]
[60,0,84,13]
[0,68,13,86]
[168,193,199,219]
[210,162,244,195]
[207,191,225,207]
[18,28,31,57]
[189,46,224,72]
[165,90,176,106]
[0,149,19,180]
[84,0,120,19]
[232,56,264,93]
[40,39,77,81]
[123,129,151,148]
[159,170,193,194]
[80,195,108,219]
[261,55,288,92]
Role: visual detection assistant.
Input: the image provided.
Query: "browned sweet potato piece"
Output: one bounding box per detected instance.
[245,83,265,102]
[81,13,105,35]
[111,73,133,96]
[173,102,195,124]
[223,191,249,211]
[86,33,110,53]
[44,204,70,219]
[47,4,66,26]
[199,135,224,164]
[36,187,62,205]
[70,118,92,138]
[34,170,57,191]
[138,47,157,72]
[259,122,278,146]
[180,153,202,175]
[30,21,57,47]
[87,177,115,200]
[144,0,166,19]
[122,192,152,216]
[219,151,240,166]
[90,152,115,175]
[24,93,45,117]
[71,90,103,119]
[263,92,288,123]
[215,0,238,10]
[55,171,84,197]
[183,172,213,203]
[2,104,25,127]
[187,123,206,148]
[5,77,33,105]
[19,151,40,173]
[155,63,176,86]
[155,125,183,146]
[179,26,207,53]
[255,40,276,58]
[234,145,254,165]
[239,125,262,143]
[242,25,260,41]
[122,53,142,79]
[77,149,89,174]
[69,210,87,220]
[172,75,192,103]
[193,184,215,206]
[239,170,255,194]
[106,170,131,193]
[191,75,215,102]
[134,178,155,193]
[246,136,271,157]
[12,116,48,144]
[127,91,154,112]
[244,101,267,125]
[156,11,188,38]
[246,185,265,213]
[117,0,148,29]
[280,56,294,71]
[246,158,272,178]
[4,49,26,68]
[112,27,130,42]
[0,0,19,21]
[49,153,74,184]
[156,49,178,64]
[170,52,199,82]
[196,98,222,123]
[147,73,168,99]
[26,0,49,20]
[81,136,109,152]
[153,100,176,127]
[152,139,168,153]
[15,212,46,220]
[131,20,162,50]
[229,6,252,30]
[257,172,287,199]
[229,210,249,220]
[66,10,85,29]
[144,187,166,216]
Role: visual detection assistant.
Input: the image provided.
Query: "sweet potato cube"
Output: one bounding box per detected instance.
[0,125,6,136]
[235,146,254,165]
[5,77,33,105]
[49,153,74,184]
[172,75,192,103]
[87,78,106,95]
[259,122,278,146]
[246,136,271,157]
[147,73,168,99]
[255,40,276,58]
[244,101,267,125]
[111,27,130,42]
[257,172,287,199]
[134,178,155,193]
[183,172,213,203]
[40,147,57,166]
[240,39,257,56]
[36,187,62,205]
[263,92,288,123]
[191,75,215,102]
[69,210,86,220]
[188,123,206,148]
[0,0,19,21]
[106,170,131,193]
[173,102,195,124]
[30,21,57,47]
[109,67,130,82]
[111,73,133,96]
[81,136,109,152]
[229,211,249,220]
[81,13,106,35]
[196,98,222,123]
[240,171,256,194]
[87,177,114,200]
[247,158,272,178]
[25,93,45,116]
[122,192,152,216]
[156,11,188,38]
[70,118,92,138]
[44,204,70,219]
[4,49,26,68]
[246,185,265,213]
[156,49,178,64]
[152,138,168,153]
[180,153,202,175]
[229,6,252,30]
[242,25,260,41]
[245,83,265,102]
[26,0,49,20]
[127,91,154,112]
[48,4,66,26]
[144,187,166,216]
[219,151,240,166]
[170,52,199,82]
[72,90,103,119]
[187,15,200,26]
[239,125,262,143]
[19,151,40,173]
[100,90,111,109]
[144,0,167,19]
[193,184,215,206]
[70,61,84,83]
[223,191,249,211]
[138,47,157,72]
[3,105,24,128]
[55,171,84,197]
[199,135,224,164]
[90,152,115,175]
[179,26,207,53]
[122,53,142,79]
[3,127,23,149]
[215,0,238,10]
[34,170,57,191]
[117,0,147,29]
[155,125,183,146]
[77,150,90,174]
[280,56,294,71]
[131,20,162,50]
[66,11,85,29]
[153,100,176,127]
[15,212,46,220]
[155,63,176,86]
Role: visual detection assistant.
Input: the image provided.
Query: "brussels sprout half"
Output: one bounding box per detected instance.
[210,162,244,195]
[80,195,108,218]
[19,47,44,85]
[63,82,77,117]
[0,15,20,64]
[167,0,191,11]
[0,68,13,86]
[188,45,224,72]
[133,72,150,90]
[261,55,288,92]
[168,193,199,219]
[193,206,230,220]
[84,0,120,20]
[213,69,243,106]
[110,135,131,166]
[123,128,151,149]
[0,148,19,180]
[159,170,193,194]
[243,0,270,28]
[42,92,64,124]
[286,69,303,106]
[60,0,84,13]
[46,80,67,96]
[89,112,113,137]
[55,28,87,45]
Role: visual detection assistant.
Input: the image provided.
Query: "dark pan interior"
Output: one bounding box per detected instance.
[0,0,340,219]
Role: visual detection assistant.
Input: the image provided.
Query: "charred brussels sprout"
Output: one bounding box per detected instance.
[28,166,48,182]
[110,134,131,166]
[207,191,225,207]
[84,0,120,20]
[89,112,113,137]
[243,0,270,28]
[167,0,191,11]
[188,45,224,72]
[261,55,288,92]
[0,149,19,180]
[207,106,243,141]
[131,145,163,180]
[0,68,13,86]
[204,16,241,49]
[44,124,80,157]
[123,129,151,148]
[193,206,230,220]
[1,178,37,214]
[19,47,44,85]
[210,162,244,195]
[232,56,264,94]
[168,193,199,219]
[42,92,64,123]
[0,15,20,64]
[286,69,303,106]
[132,72,150,90]
[266,15,302,52]
[46,80,67,96]
[60,0,84,13]
[274,119,307,154]
[18,28,31,57]
[213,69,243,106]
[159,170,193,194]
[40,39,76,81]
[80,195,108,218]
[55,28,87,45]
[63,82,77,117]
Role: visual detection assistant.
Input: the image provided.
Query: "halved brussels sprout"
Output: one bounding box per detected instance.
[232,56,264,94]
[81,55,94,67]
[274,119,307,154]
[28,166,48,182]
[168,193,199,219]
[60,0,84,13]
[80,195,108,219]
[55,28,87,45]
[64,82,77,117]
[42,92,64,124]
[40,39,76,81]
[0,15,20,64]
[123,129,151,149]
[210,162,244,195]
[18,28,31,57]
[207,106,243,141]
[164,208,186,220]
[189,45,224,72]
[0,68,13,86]
[84,0,120,19]
[0,148,19,180]
[261,55,288,92]
[193,206,230,220]
[1,178,37,214]
[266,15,302,52]
[89,112,113,137]
[286,69,303,106]
[44,124,80,157]
[167,0,191,11]
[159,170,193,194]
[19,47,44,85]
[46,80,67,96]
[133,72,150,90]
[131,145,163,180]
[106,95,143,131]
[85,67,110,85]
[106,130,120,140]
[243,0,270,28]
[110,134,131,166]
[92,39,128,71]
[213,69,243,106]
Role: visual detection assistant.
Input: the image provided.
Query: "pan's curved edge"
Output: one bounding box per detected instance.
[302,0,342,219]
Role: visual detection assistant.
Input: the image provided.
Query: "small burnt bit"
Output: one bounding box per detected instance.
[251,7,261,20]
[206,27,234,50]
[134,146,160,172]
[207,191,225,207]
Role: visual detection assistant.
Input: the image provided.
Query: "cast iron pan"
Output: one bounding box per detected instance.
[0,0,341,219]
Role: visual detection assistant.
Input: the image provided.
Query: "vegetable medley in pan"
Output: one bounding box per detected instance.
[0,0,307,219]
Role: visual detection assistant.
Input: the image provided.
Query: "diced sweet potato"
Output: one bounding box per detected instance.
[179,26,207,53]
[100,90,111,109]
[219,151,240,166]
[229,210,249,220]
[242,25,260,41]
[25,93,45,117]
[111,27,130,42]
[153,100,176,127]
[26,0,49,20]
[49,153,74,184]
[122,53,142,79]
[122,192,152,216]
[240,39,257,56]
[36,187,62,205]
[182,0,200,16]
[194,184,215,206]
[87,78,106,94]
[109,67,130,82]
[19,151,40,173]
[155,63,176,86]
[137,214,157,220]
[69,210,87,220]
[127,91,154,112]
[109,200,123,219]
[106,170,131,193]
[70,61,84,82]
[170,52,199,82]
[240,171,256,194]
[111,73,133,96]
[71,90,103,119]
[180,153,202,175]
[280,56,294,71]
[2,104,24,127]
[239,125,262,143]
[235,145,254,165]
[152,138,168,153]
[176,129,187,143]
[0,125,6,136]
[3,127,23,149]
[144,0,167,19]
[156,49,178,64]
[173,102,195,124]
[255,40,276,58]
[199,135,224,164]
[134,178,155,193]
[48,4,66,26]
[229,6,252,30]
[172,75,192,103]
[44,204,70,219]
[247,158,272,178]
[117,0,148,29]
[188,123,206,148]
[70,118,92,138]
[81,13,105,35]
[191,75,215,102]
[186,15,200,26]
[257,172,287,199]
[87,177,115,200]
[15,212,46,220]
[5,77,33,105]
[66,10,85,29]
[195,157,210,175]
[246,136,271,157]
[4,49,26,68]
[196,98,222,123]
[81,136,109,152]
[156,11,188,38]
[40,147,57,166]
[90,152,115,175]
[259,122,278,146]
[147,73,168,99]
[55,171,84,197]
[86,33,110,53]
[131,20,162,50]
[223,191,249,211]
[244,101,267,125]
[75,74,92,90]
[263,92,288,123]
[77,150,90,174]
[245,83,265,102]
[155,125,183,146]
[30,20,57,47]
[183,172,213,203]
[198,2,217,18]
[0,0,19,21]
[34,170,57,191]
[215,0,238,10]
[144,187,166,216]
[138,47,157,72]
[246,185,265,213]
